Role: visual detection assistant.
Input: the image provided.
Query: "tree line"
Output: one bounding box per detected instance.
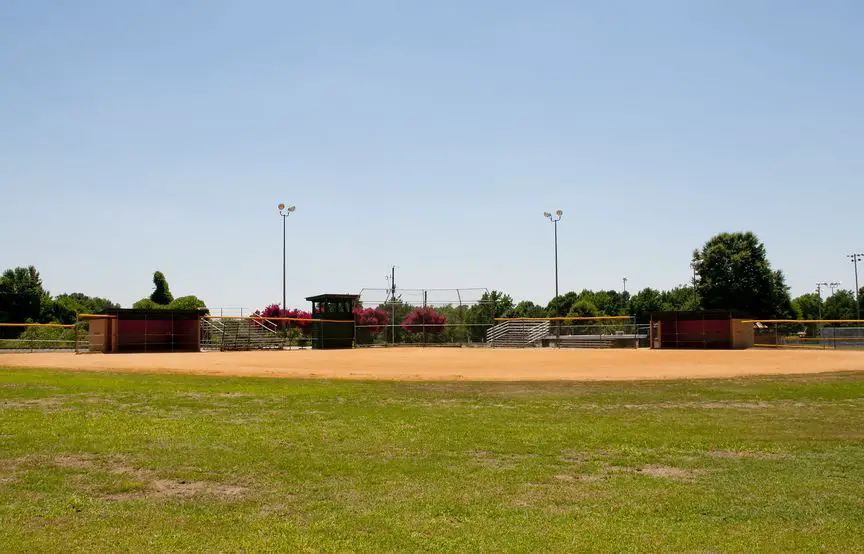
[2,231,861,341]
[0,268,206,336]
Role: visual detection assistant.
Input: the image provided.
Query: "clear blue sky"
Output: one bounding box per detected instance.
[2,1,862,311]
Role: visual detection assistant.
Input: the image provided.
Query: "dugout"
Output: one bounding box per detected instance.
[649,310,754,350]
[86,309,206,353]
[306,294,358,350]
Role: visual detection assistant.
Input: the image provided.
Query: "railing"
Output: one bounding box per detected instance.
[486,320,550,348]
[200,317,287,351]
[526,321,551,344]
[488,318,649,349]
[0,322,86,352]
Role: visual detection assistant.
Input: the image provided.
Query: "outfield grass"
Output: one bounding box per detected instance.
[1,368,863,552]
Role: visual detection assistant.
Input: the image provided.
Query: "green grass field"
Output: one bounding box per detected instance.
[2,368,864,552]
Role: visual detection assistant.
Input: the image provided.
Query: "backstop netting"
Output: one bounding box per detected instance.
[356,288,493,346]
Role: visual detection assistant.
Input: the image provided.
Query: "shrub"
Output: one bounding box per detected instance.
[353,307,389,335]
[401,307,447,334]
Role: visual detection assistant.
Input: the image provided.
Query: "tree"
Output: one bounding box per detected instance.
[465,290,514,342]
[436,304,471,343]
[546,292,579,317]
[168,295,208,312]
[373,301,414,343]
[401,307,447,334]
[259,304,312,335]
[132,298,159,310]
[354,306,389,334]
[576,290,627,316]
[859,288,864,319]
[791,293,822,321]
[150,271,174,305]
[512,301,546,319]
[566,299,597,319]
[469,291,514,321]
[0,266,49,324]
[627,288,664,322]
[822,290,857,321]
[661,285,699,312]
[691,232,792,318]
[52,293,120,324]
[353,306,389,345]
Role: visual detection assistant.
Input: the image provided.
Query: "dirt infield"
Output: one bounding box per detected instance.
[1,348,863,381]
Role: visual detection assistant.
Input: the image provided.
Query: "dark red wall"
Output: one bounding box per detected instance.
[117,319,199,353]
[660,318,731,349]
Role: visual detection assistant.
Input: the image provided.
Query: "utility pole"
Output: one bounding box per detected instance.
[388,266,397,344]
[849,253,863,321]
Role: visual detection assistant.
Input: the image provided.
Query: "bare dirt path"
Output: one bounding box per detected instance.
[1,348,863,381]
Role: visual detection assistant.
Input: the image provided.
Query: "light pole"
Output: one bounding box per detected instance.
[544,210,563,298]
[849,253,863,321]
[816,282,828,320]
[278,203,296,311]
[622,277,628,295]
[815,282,840,319]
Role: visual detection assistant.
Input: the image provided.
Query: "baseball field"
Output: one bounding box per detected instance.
[2,349,864,552]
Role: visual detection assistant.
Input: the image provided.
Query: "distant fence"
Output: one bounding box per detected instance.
[751,320,864,350]
[0,323,86,352]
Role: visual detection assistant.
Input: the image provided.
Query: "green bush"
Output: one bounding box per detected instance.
[0,325,78,350]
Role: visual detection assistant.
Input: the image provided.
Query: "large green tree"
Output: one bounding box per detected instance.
[375,300,414,343]
[466,290,514,341]
[52,293,120,324]
[168,295,208,311]
[627,288,664,322]
[660,285,699,312]
[566,299,597,318]
[512,301,546,319]
[0,266,50,324]
[822,290,857,321]
[791,293,822,321]
[691,232,793,318]
[546,291,579,317]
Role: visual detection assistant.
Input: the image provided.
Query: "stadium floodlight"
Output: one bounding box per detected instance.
[849,253,864,321]
[544,209,564,299]
[278,203,296,311]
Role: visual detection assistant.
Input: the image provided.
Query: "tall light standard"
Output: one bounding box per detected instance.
[278,203,296,311]
[849,253,863,321]
[815,282,840,319]
[816,282,828,320]
[544,210,563,298]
